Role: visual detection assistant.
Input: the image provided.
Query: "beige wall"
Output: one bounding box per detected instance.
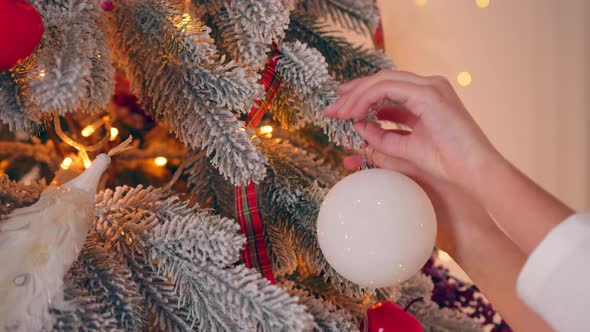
[379,0,590,211]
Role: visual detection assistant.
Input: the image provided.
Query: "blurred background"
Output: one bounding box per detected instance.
[379,0,590,211]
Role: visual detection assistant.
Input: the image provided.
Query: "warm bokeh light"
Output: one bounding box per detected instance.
[415,0,427,7]
[457,71,472,87]
[154,156,168,167]
[475,0,490,9]
[81,125,95,137]
[39,69,46,78]
[60,157,73,170]
[259,125,273,135]
[110,127,119,141]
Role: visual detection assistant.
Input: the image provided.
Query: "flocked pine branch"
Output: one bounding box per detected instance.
[0,176,45,218]
[286,10,393,82]
[29,0,114,115]
[90,184,311,331]
[281,280,359,332]
[276,41,365,149]
[52,281,119,331]
[184,150,237,218]
[217,0,291,69]
[258,138,364,296]
[301,0,379,34]
[396,274,483,332]
[0,68,38,131]
[66,234,148,330]
[265,221,299,278]
[111,0,267,185]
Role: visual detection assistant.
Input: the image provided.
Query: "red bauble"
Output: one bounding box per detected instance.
[361,301,423,332]
[0,0,44,70]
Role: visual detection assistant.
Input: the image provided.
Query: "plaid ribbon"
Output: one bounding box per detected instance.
[235,45,282,283]
[373,0,385,51]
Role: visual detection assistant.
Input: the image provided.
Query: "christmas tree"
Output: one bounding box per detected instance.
[0,0,508,330]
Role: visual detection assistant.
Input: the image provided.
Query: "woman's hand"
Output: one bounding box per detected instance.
[325,70,500,192]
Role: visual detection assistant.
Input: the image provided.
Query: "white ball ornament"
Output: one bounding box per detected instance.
[317,168,437,288]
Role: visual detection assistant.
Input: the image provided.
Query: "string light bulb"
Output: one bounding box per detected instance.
[177,13,191,30]
[154,156,168,167]
[81,125,95,137]
[60,157,73,170]
[110,127,119,141]
[259,125,273,135]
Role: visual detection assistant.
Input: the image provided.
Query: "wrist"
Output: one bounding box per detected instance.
[459,145,506,197]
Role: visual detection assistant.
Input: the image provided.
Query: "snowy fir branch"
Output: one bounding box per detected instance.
[52,282,120,331]
[276,41,365,149]
[66,234,148,330]
[184,150,237,218]
[218,0,291,69]
[30,0,113,115]
[0,68,38,131]
[281,280,359,331]
[286,10,393,82]
[0,176,45,218]
[300,0,379,34]
[111,0,267,185]
[87,184,309,330]
[258,138,364,297]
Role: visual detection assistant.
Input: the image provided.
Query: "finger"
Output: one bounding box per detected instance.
[334,80,426,120]
[337,70,433,96]
[343,155,365,170]
[355,120,411,160]
[376,104,418,129]
[370,151,421,178]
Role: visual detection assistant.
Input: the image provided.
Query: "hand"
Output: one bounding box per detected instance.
[343,151,493,260]
[325,70,500,191]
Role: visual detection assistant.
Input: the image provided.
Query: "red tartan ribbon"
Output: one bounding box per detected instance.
[373,0,385,51]
[235,45,282,283]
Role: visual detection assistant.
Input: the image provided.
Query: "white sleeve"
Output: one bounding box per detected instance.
[517,213,590,332]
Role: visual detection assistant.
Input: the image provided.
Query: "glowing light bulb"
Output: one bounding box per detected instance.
[110,127,119,141]
[457,71,472,87]
[39,69,46,78]
[81,125,95,137]
[177,13,191,29]
[259,125,273,135]
[60,157,73,170]
[476,0,490,8]
[154,156,168,167]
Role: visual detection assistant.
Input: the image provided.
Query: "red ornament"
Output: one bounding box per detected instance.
[361,300,424,332]
[100,0,113,11]
[0,0,44,71]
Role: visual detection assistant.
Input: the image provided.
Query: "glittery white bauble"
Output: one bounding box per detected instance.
[317,168,436,288]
